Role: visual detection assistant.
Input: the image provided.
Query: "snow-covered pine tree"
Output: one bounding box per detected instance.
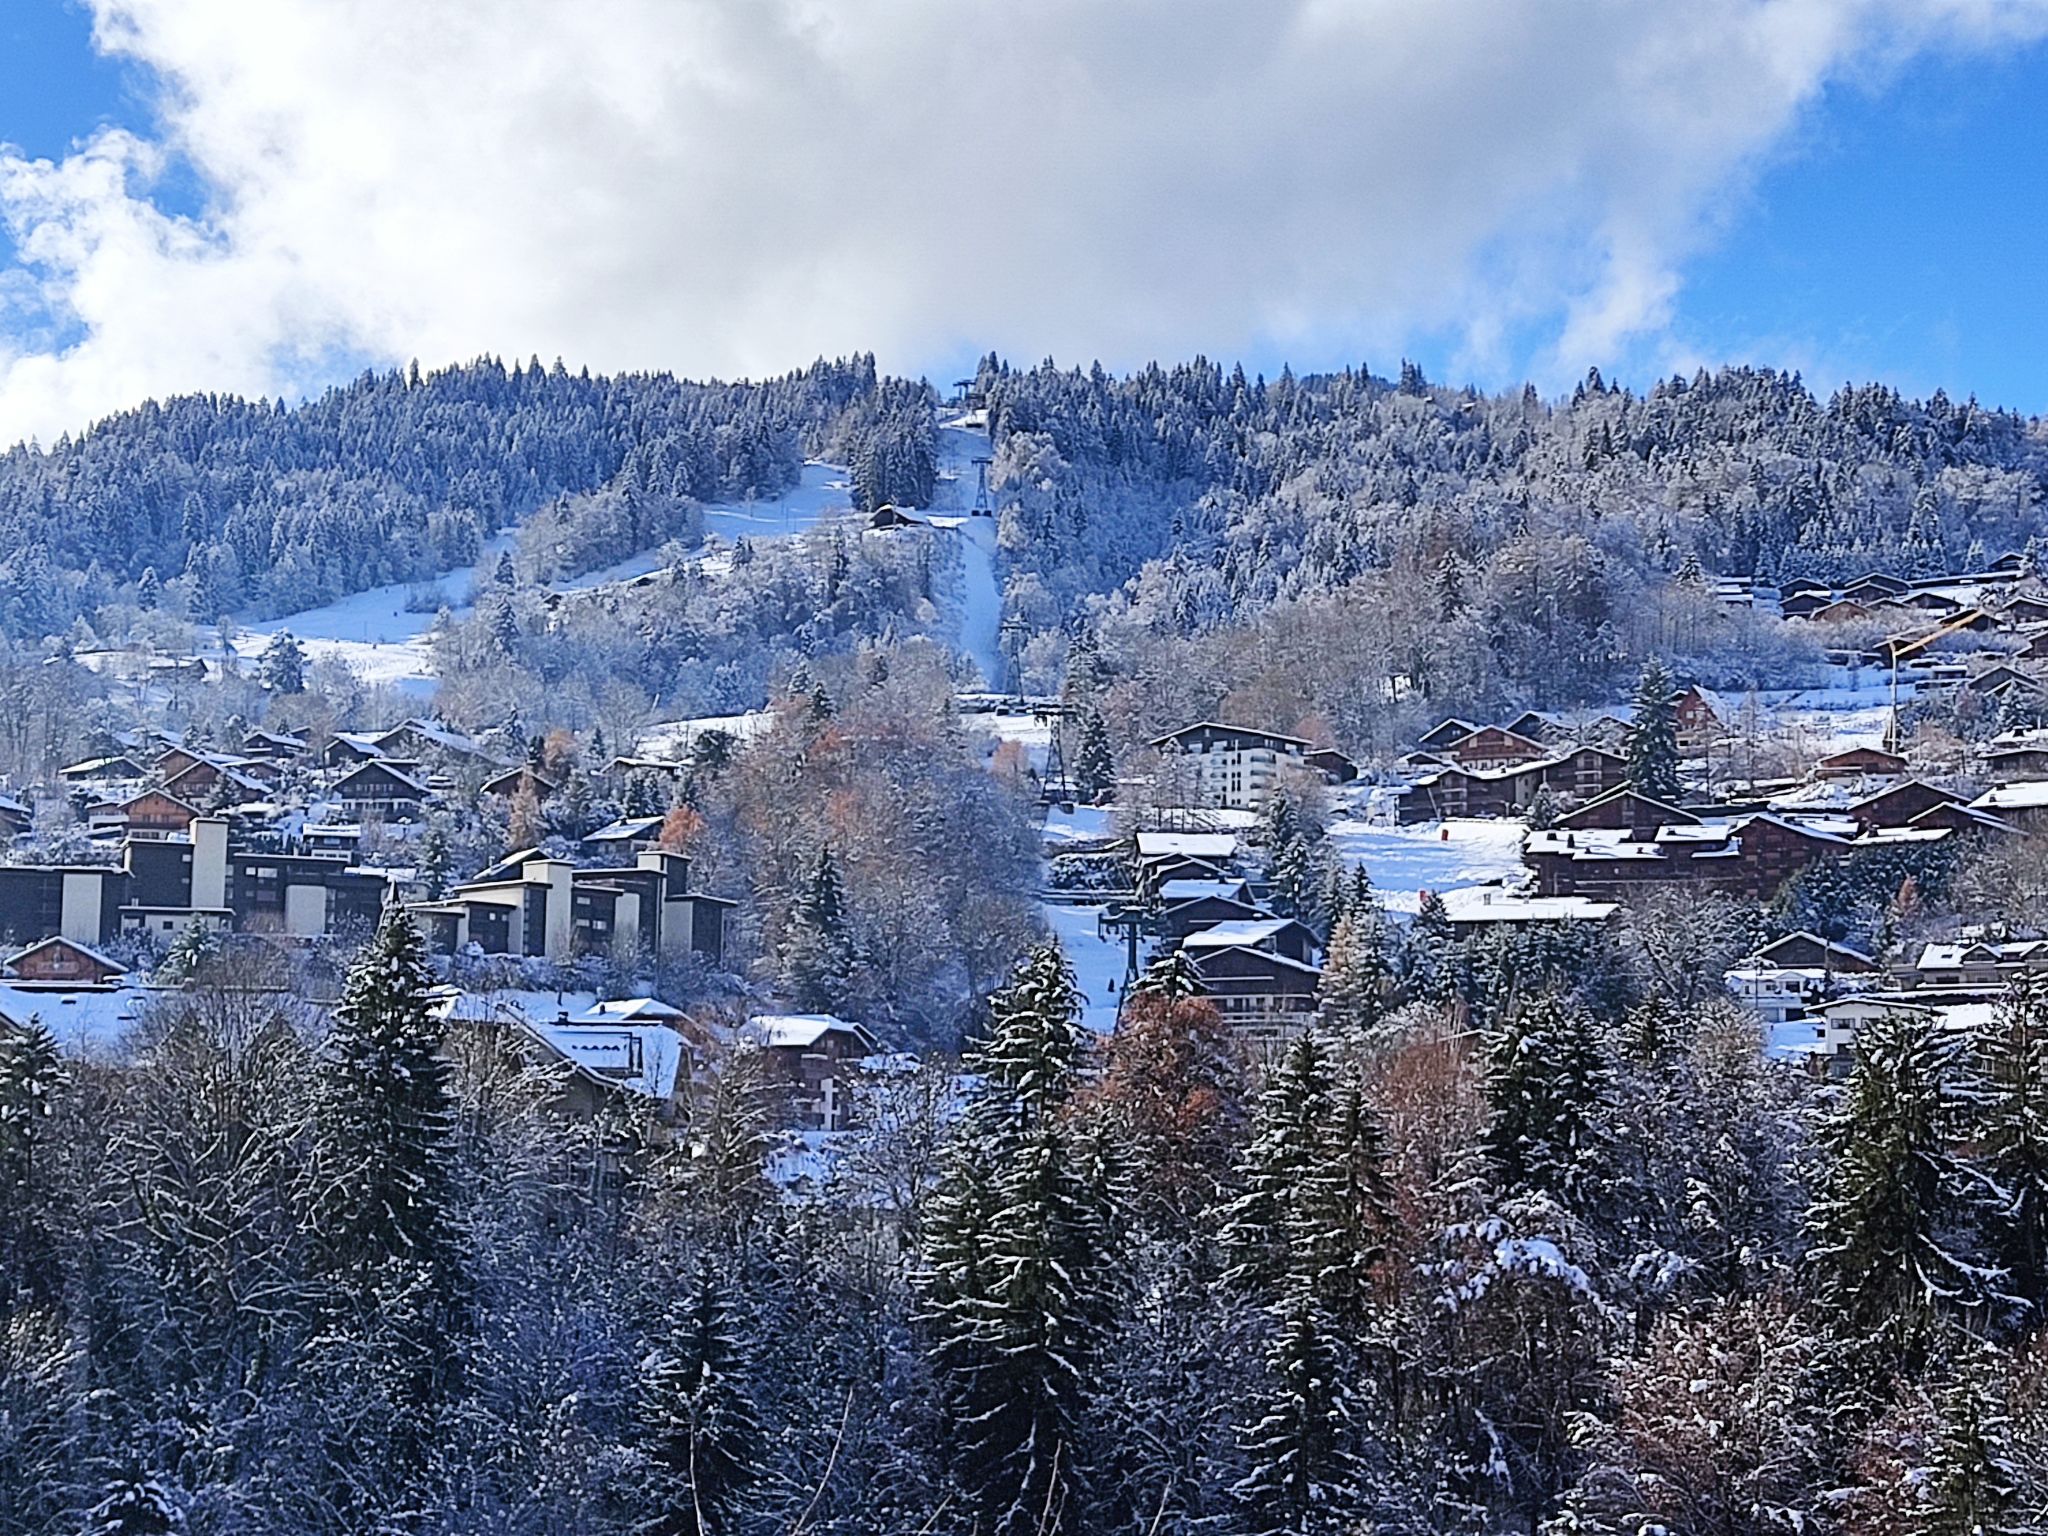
[1481,993,1609,1209]
[636,1256,766,1536]
[1624,659,1682,802]
[918,942,1117,1536]
[1974,974,2048,1310]
[1072,707,1114,801]
[1317,903,1392,1040]
[80,1472,184,1535]
[782,846,858,1013]
[0,1020,65,1315]
[1221,1032,1388,1533]
[1404,888,1460,1006]
[1805,1009,1998,1386]
[258,629,306,695]
[302,907,455,1290]
[1915,1344,2022,1536]
[1231,1273,1361,1536]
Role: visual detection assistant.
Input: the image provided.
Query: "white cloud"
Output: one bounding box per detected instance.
[0,0,2041,441]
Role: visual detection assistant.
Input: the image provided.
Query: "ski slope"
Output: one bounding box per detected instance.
[929,415,1005,688]
[1324,815,1530,915]
[230,464,857,693]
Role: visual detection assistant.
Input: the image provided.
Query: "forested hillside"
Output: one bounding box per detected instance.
[0,355,933,632]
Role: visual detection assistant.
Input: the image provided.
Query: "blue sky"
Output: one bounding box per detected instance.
[2,2,2046,437]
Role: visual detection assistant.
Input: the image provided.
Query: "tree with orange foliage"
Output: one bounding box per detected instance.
[657,803,705,854]
[1086,986,1247,1237]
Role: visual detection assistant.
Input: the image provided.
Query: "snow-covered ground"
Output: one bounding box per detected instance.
[229,531,516,694]
[929,415,1005,688]
[1041,899,1130,1035]
[1042,803,1116,848]
[1324,815,1530,915]
[228,462,858,694]
[701,459,855,543]
[637,710,777,759]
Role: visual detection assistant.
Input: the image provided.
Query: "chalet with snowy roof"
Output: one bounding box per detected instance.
[1778,589,1836,620]
[1670,685,1728,753]
[1556,787,1698,838]
[1845,779,1965,832]
[239,729,308,760]
[5,936,129,986]
[332,761,430,818]
[1185,942,1321,1040]
[1814,745,1907,779]
[741,1013,882,1131]
[2000,594,2048,626]
[59,754,145,784]
[580,816,665,858]
[1965,662,2046,701]
[1723,932,1878,1034]
[118,790,203,837]
[162,757,267,807]
[1440,725,1548,772]
[1148,722,1311,811]
[482,765,559,802]
[1526,811,1943,902]
[320,732,393,769]
[436,990,691,1122]
[373,718,494,764]
[1906,938,2048,991]
[1968,779,2048,832]
[1304,747,1358,784]
[1755,931,1879,973]
[1434,888,1619,930]
[1843,572,1910,603]
[0,793,27,839]
[1396,745,1628,824]
[1180,917,1319,968]
[1415,718,1481,752]
[1985,729,2048,782]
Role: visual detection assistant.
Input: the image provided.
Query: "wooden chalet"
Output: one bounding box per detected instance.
[1814,745,1907,779]
[332,761,430,817]
[5,935,129,985]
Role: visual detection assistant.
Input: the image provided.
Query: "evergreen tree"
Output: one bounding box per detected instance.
[302,908,455,1288]
[1404,888,1460,1005]
[782,847,858,1013]
[0,1020,65,1315]
[1221,1033,1389,1534]
[1433,552,1467,620]
[918,943,1117,1536]
[157,920,219,983]
[1805,1010,1996,1385]
[258,629,307,695]
[135,566,160,612]
[1974,975,2048,1312]
[637,1256,766,1536]
[1915,1345,2021,1536]
[1482,994,1609,1208]
[1523,783,1562,832]
[1317,904,1391,1040]
[1072,707,1114,801]
[1625,659,1683,802]
[81,1473,183,1535]
[417,823,453,902]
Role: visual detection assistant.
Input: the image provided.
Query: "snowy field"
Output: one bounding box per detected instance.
[229,463,858,694]
[1324,815,1530,914]
[1041,899,1130,1034]
[637,710,777,759]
